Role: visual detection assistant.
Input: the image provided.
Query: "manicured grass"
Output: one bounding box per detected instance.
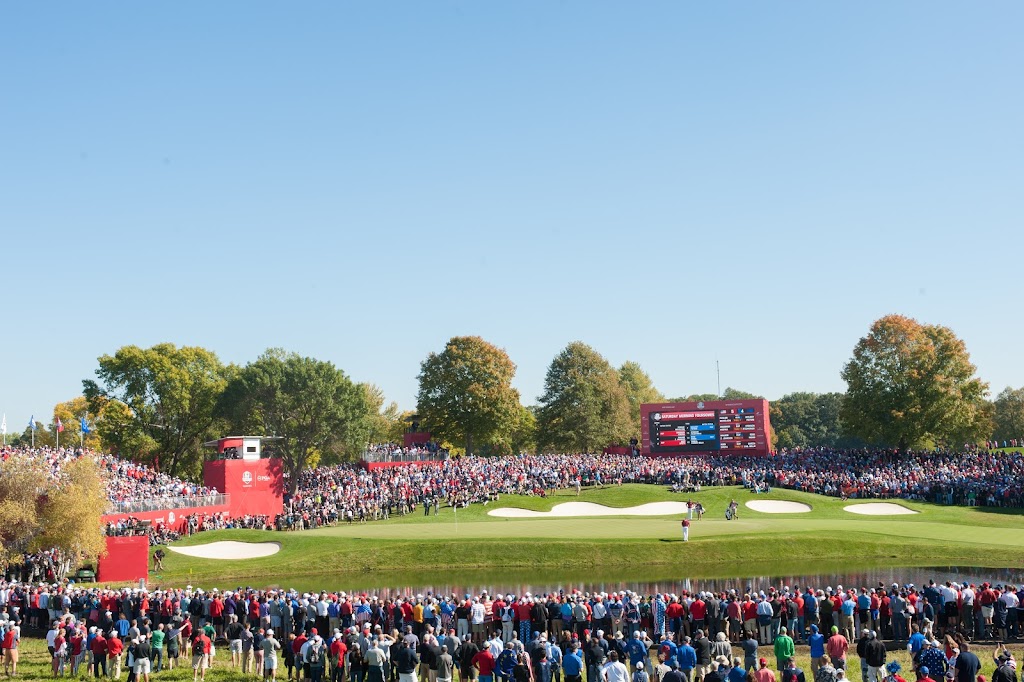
[10,632,1016,682]
[148,485,1024,587]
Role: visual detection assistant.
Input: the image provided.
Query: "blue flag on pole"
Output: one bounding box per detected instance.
[29,414,37,431]
[80,416,91,435]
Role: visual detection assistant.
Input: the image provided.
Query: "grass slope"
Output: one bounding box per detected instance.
[154,485,1024,586]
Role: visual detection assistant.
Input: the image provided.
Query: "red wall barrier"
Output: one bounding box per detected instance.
[102,503,232,534]
[203,458,284,518]
[97,535,149,583]
[403,432,432,447]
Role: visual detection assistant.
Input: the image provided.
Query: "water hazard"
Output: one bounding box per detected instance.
[218,564,1024,597]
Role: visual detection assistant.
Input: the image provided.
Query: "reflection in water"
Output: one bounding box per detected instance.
[233,565,1024,597]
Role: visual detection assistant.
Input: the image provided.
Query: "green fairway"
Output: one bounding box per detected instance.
[153,485,1024,586]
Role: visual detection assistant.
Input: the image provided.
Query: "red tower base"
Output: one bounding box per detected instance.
[203,458,284,518]
[403,431,432,447]
[97,535,149,584]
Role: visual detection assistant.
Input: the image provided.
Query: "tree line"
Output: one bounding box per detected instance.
[11,315,1024,480]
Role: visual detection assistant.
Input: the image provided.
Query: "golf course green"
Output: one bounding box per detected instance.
[155,485,1024,587]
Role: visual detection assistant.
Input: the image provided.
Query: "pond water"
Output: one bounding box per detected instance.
[216,563,1024,596]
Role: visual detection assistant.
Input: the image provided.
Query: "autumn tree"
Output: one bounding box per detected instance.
[0,455,107,579]
[416,336,521,455]
[0,457,44,570]
[536,342,632,452]
[35,457,108,576]
[52,396,104,450]
[841,314,990,449]
[618,361,664,438]
[83,344,230,476]
[992,387,1024,444]
[219,349,370,490]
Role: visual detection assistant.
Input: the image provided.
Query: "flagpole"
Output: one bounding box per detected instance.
[81,414,85,449]
[56,420,59,449]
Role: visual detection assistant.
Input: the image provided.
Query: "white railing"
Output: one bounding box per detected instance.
[108,493,229,515]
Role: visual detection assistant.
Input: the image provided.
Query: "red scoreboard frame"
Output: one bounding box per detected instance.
[641,399,773,456]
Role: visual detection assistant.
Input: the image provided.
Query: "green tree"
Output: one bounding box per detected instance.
[536,342,632,452]
[510,405,538,454]
[82,344,230,477]
[11,418,55,448]
[219,349,370,491]
[416,336,521,455]
[993,387,1024,444]
[618,361,664,438]
[721,387,763,400]
[841,314,990,449]
[666,389,760,402]
[667,393,719,402]
[771,391,855,449]
[359,383,405,446]
[482,405,538,456]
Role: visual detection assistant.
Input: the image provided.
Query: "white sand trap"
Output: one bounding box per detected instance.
[844,502,918,516]
[167,541,281,560]
[488,501,690,518]
[745,500,811,513]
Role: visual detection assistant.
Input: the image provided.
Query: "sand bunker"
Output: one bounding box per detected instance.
[844,502,918,516]
[488,501,690,518]
[167,541,281,560]
[744,500,811,513]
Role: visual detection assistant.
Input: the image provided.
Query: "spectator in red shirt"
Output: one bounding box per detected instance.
[210,596,225,639]
[106,632,125,679]
[330,636,347,682]
[473,648,496,682]
[192,632,212,682]
[91,630,108,677]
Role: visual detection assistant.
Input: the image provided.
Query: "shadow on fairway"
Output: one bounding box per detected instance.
[972,506,1024,517]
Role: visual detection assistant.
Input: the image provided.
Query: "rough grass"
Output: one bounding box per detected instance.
[146,485,1024,587]
[12,634,1016,682]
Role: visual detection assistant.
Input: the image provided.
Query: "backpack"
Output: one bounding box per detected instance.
[193,637,205,656]
[309,643,323,665]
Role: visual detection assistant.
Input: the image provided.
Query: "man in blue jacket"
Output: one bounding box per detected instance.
[563,643,585,682]
[658,635,678,670]
[677,636,697,682]
[807,625,825,678]
[626,632,649,674]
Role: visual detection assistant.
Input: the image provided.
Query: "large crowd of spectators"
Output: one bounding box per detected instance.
[0,445,219,507]
[363,441,449,462]
[277,448,1024,530]
[6,444,1024,538]
[0,576,1020,682]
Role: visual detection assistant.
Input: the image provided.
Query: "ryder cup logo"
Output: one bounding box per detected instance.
[168,512,176,523]
[242,470,253,487]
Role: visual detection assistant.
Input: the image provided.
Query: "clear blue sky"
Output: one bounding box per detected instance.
[2,2,1022,430]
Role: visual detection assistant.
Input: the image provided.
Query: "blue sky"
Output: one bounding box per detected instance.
[2,2,1021,430]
